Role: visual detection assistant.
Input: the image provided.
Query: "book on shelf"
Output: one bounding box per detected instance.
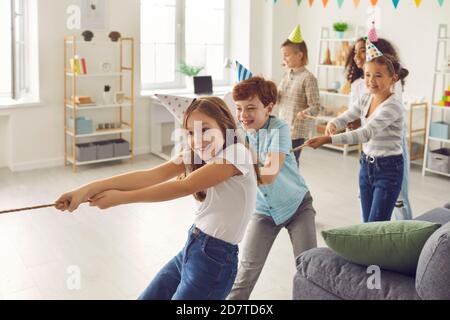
[69,56,87,75]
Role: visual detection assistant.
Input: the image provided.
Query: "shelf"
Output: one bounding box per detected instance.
[65,72,125,77]
[66,103,132,111]
[66,41,121,45]
[318,64,346,69]
[434,71,450,75]
[424,168,450,178]
[66,125,132,138]
[431,105,450,110]
[428,137,450,144]
[320,91,350,98]
[67,155,132,166]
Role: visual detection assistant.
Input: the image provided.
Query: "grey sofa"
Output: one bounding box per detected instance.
[293,204,450,300]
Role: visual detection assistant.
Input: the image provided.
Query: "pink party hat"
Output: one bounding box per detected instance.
[367,21,379,43]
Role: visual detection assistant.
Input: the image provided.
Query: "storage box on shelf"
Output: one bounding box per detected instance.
[428,148,450,175]
[64,35,135,171]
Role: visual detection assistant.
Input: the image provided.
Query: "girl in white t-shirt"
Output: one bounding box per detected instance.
[55,97,259,300]
[345,37,412,221]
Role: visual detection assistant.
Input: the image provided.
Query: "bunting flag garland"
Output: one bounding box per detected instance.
[267,0,446,8]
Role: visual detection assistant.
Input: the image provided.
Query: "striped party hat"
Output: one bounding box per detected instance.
[155,94,196,124]
[236,61,253,83]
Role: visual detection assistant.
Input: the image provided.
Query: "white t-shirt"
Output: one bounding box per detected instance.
[192,143,257,245]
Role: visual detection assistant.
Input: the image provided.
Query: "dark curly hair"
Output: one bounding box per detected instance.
[345,37,409,87]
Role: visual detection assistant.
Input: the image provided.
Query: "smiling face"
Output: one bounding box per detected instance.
[364,61,397,96]
[185,110,224,162]
[354,40,366,70]
[281,45,304,69]
[235,95,273,131]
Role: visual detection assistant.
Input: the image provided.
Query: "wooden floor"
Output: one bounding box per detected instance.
[0,148,449,300]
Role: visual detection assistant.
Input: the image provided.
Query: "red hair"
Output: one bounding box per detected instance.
[232,77,278,107]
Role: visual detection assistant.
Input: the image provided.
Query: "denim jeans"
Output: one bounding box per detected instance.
[138,226,238,300]
[292,138,306,166]
[359,153,404,222]
[393,136,413,220]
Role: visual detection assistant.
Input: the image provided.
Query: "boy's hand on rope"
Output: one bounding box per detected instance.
[304,136,332,149]
[325,122,337,136]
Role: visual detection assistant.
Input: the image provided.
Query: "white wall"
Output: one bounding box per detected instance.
[296,1,450,102]
[0,0,150,171]
[0,116,9,168]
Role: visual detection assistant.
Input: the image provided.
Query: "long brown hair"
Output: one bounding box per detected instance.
[181,96,261,202]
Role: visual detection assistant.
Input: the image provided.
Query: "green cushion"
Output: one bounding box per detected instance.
[322,221,441,275]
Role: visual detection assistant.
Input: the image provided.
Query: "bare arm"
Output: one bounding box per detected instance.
[88,160,242,209]
[259,152,286,185]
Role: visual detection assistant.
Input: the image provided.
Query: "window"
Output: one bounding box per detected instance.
[140,0,229,90]
[0,1,12,98]
[0,0,39,104]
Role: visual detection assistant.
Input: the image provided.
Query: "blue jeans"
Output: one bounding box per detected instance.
[359,153,404,222]
[138,226,238,300]
[393,136,413,220]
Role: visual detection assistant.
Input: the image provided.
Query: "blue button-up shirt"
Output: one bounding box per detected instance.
[243,116,310,225]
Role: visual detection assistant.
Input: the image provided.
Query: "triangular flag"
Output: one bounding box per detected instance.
[288,25,304,43]
[415,0,422,7]
[155,94,196,124]
[367,22,379,42]
[308,0,314,7]
[392,0,400,8]
[337,0,344,8]
[296,0,302,5]
[370,0,378,6]
[366,39,383,62]
[322,0,329,7]
[437,0,444,7]
[236,61,254,83]
[353,0,361,7]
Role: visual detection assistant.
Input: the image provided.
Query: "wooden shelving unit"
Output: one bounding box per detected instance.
[314,26,365,156]
[64,35,135,172]
[423,24,450,178]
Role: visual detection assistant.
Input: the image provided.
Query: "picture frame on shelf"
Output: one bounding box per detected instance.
[100,61,112,73]
[114,92,126,104]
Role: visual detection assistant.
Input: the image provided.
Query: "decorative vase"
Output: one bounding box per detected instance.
[335,31,345,39]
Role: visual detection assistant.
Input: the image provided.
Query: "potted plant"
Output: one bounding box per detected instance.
[177,61,204,90]
[333,22,348,39]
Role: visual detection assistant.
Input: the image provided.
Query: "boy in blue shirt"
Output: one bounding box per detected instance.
[227,77,317,300]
